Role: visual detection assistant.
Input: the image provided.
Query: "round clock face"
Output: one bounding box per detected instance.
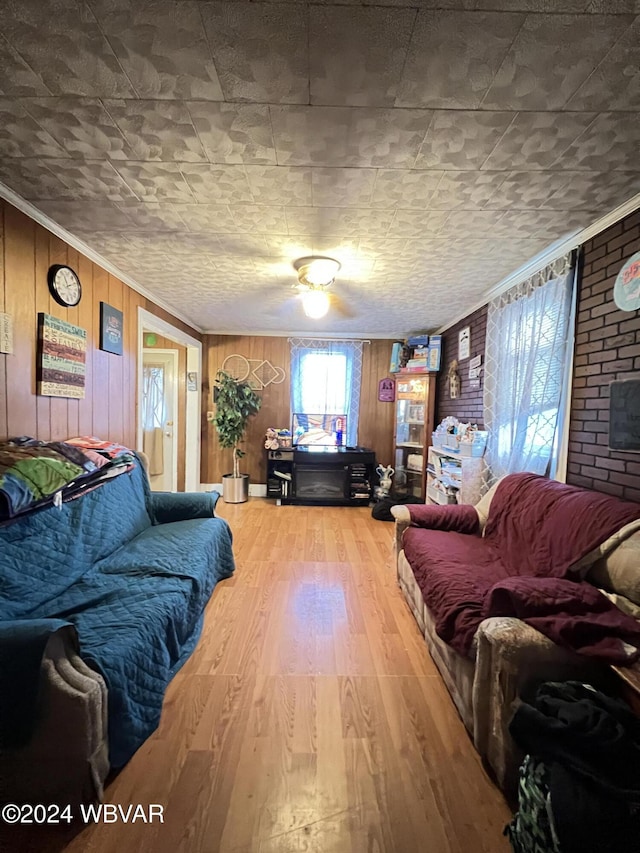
[48,265,82,307]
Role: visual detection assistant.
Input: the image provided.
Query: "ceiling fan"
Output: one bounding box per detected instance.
[291,256,354,319]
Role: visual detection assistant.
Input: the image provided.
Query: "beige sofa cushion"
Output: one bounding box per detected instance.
[587,529,640,605]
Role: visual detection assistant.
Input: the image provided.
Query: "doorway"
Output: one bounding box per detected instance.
[137,308,202,492]
[142,349,178,492]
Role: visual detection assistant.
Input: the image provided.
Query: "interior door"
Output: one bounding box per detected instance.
[142,349,178,491]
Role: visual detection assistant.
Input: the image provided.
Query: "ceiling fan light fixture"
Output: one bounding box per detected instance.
[293,256,341,288]
[302,288,330,319]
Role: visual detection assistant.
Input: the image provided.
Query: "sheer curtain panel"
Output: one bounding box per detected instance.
[484,252,576,481]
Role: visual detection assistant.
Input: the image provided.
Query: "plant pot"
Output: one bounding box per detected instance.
[222,473,249,504]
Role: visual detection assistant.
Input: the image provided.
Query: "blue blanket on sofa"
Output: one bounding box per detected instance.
[0,457,234,767]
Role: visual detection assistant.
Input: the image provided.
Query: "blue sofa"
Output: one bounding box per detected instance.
[0,455,234,804]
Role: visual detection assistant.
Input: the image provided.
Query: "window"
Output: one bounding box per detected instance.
[289,339,364,448]
[484,253,575,480]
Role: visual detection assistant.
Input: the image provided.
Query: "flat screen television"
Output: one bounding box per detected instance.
[292,413,347,447]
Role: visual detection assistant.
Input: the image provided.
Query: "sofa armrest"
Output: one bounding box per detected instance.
[405,503,480,534]
[391,505,412,558]
[472,616,615,798]
[149,491,220,524]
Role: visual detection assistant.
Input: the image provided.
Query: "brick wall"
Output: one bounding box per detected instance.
[436,304,487,428]
[566,209,640,502]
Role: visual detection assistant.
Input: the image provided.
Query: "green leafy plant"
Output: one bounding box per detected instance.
[211,370,262,479]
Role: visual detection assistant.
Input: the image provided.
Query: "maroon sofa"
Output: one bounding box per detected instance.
[392,473,640,796]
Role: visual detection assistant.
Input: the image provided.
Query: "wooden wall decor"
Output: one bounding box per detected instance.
[37,313,87,399]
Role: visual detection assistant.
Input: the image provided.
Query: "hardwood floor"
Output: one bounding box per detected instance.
[17,500,511,852]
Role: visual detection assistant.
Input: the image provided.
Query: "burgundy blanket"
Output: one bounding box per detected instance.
[402,473,640,660]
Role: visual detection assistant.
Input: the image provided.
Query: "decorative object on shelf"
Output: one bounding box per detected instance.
[47,264,82,307]
[37,313,87,398]
[374,464,394,500]
[0,313,13,354]
[187,371,198,391]
[99,302,123,355]
[221,353,285,390]
[458,326,471,360]
[210,369,261,503]
[447,359,461,399]
[390,341,402,373]
[378,377,395,402]
[427,335,442,371]
[264,427,292,450]
[609,379,640,452]
[613,251,640,312]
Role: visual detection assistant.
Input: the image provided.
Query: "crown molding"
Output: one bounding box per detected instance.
[0,182,203,334]
[202,329,392,339]
[435,192,640,336]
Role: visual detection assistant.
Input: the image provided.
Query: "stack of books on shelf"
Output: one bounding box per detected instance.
[403,334,429,372]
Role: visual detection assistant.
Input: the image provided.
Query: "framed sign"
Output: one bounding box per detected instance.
[613,251,640,312]
[458,326,470,360]
[609,379,640,452]
[378,377,395,402]
[100,302,123,355]
[37,313,87,398]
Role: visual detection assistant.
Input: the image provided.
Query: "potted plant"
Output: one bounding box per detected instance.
[211,369,261,503]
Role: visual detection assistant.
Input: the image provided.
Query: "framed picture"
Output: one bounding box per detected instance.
[458,326,470,361]
[100,302,123,355]
[187,371,198,391]
[37,313,87,398]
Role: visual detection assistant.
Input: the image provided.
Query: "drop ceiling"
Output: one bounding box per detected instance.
[1,0,639,337]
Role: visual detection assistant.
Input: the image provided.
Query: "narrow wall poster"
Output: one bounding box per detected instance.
[37,313,87,398]
[100,302,124,355]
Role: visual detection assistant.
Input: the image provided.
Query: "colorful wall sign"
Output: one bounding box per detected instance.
[613,251,640,312]
[37,313,87,398]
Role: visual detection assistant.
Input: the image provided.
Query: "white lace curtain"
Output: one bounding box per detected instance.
[484,252,576,481]
[289,338,364,448]
[142,364,165,476]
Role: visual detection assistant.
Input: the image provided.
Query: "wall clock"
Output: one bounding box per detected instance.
[48,264,82,307]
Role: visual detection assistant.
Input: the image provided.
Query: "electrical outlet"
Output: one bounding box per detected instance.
[207,411,214,420]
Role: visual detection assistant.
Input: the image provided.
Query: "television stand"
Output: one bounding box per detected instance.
[267,446,376,506]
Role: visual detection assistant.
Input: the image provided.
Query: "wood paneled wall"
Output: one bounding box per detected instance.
[0,200,201,452]
[202,336,396,484]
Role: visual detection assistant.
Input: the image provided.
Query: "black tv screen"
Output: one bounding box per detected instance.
[292,414,347,446]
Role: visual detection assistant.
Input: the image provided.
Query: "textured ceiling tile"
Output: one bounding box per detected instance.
[0,99,68,159]
[1,0,135,97]
[427,171,508,209]
[583,1,640,14]
[483,170,574,209]
[414,110,515,170]
[482,111,597,170]
[386,210,449,237]
[43,159,137,201]
[357,237,409,259]
[244,166,312,207]
[36,198,130,230]
[73,229,133,254]
[285,206,394,237]
[112,162,194,202]
[230,204,290,234]
[546,171,640,210]
[0,37,50,95]
[114,200,188,231]
[481,14,633,110]
[309,7,416,106]
[199,3,308,103]
[496,208,599,238]
[185,102,276,164]
[90,0,224,100]
[311,168,377,207]
[555,112,640,170]
[103,99,206,161]
[178,164,253,203]
[170,204,238,232]
[271,106,432,168]
[23,97,134,160]
[370,170,443,209]
[0,159,70,200]
[214,235,270,257]
[565,17,640,111]
[396,11,525,109]
[159,233,224,255]
[440,210,507,236]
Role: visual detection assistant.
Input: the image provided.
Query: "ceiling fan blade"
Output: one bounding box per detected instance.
[330,291,356,318]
